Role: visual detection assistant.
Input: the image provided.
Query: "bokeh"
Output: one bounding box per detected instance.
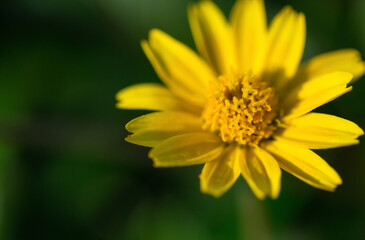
[1,0,365,239]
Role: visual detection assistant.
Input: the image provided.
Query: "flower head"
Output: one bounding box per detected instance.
[116,0,365,199]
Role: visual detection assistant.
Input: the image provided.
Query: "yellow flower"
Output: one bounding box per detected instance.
[116,0,365,199]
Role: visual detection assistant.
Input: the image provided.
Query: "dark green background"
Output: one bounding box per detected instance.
[1,0,365,239]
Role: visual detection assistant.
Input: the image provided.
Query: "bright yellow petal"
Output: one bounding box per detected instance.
[276,113,364,149]
[200,147,241,198]
[188,1,236,75]
[141,29,216,108]
[116,83,187,111]
[264,6,306,89]
[149,132,224,167]
[125,111,202,147]
[230,0,267,76]
[282,71,353,121]
[294,49,365,86]
[238,146,281,199]
[264,139,342,191]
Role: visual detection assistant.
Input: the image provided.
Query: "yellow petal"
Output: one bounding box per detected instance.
[142,29,216,108]
[276,113,364,149]
[230,0,267,76]
[294,49,365,86]
[283,71,353,121]
[149,132,224,167]
[238,146,281,200]
[200,146,241,198]
[188,1,236,75]
[264,6,306,88]
[116,83,187,111]
[125,111,202,147]
[264,139,342,191]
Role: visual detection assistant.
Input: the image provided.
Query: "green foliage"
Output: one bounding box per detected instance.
[1,0,365,239]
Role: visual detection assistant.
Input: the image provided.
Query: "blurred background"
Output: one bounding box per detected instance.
[1,0,365,239]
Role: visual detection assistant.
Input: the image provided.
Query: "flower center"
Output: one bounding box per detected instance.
[202,73,278,146]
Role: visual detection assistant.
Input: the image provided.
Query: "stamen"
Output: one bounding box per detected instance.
[202,73,278,146]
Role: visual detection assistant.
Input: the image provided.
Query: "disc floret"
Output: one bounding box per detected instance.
[202,73,278,145]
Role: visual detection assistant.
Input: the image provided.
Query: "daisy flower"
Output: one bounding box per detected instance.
[116,0,365,199]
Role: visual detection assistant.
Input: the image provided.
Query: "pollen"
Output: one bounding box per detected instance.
[202,73,278,146]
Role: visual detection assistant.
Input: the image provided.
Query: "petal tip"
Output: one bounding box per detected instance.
[124,122,133,133]
[150,156,167,168]
[200,185,224,198]
[270,194,279,200]
[140,40,149,53]
[151,160,163,168]
[279,5,294,16]
[358,127,365,136]
[125,135,138,145]
[253,191,267,200]
[115,89,128,109]
[148,28,164,40]
[115,102,123,109]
